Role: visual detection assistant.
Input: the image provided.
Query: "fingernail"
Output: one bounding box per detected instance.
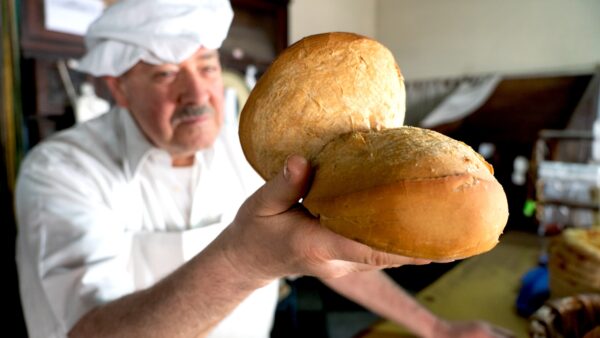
[436,259,455,263]
[283,155,291,181]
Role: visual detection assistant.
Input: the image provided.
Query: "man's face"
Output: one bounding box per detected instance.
[111,48,225,160]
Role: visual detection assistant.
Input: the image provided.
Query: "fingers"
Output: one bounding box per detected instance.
[251,155,312,217]
[242,154,430,277]
[434,258,457,264]
[462,322,516,338]
[475,322,515,338]
[318,226,431,267]
[490,325,516,338]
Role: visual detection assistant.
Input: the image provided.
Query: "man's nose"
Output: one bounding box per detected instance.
[178,69,210,106]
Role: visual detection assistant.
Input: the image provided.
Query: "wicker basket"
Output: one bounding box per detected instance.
[529,294,600,338]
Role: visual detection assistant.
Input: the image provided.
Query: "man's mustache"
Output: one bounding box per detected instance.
[171,105,215,125]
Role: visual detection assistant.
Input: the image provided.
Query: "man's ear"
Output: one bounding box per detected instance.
[103,76,129,108]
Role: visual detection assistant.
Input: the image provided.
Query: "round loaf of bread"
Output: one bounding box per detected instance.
[238,32,509,260]
[303,127,509,260]
[239,32,405,179]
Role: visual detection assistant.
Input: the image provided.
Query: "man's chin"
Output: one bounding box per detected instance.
[172,114,214,129]
[174,134,219,153]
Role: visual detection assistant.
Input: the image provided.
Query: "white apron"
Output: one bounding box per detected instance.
[131,224,279,338]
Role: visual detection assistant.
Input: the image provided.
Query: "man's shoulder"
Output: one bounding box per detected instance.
[21,110,123,176]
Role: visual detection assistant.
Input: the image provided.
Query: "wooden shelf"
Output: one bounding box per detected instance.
[537,200,599,211]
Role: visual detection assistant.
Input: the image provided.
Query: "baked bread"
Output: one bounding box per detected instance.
[548,228,600,298]
[239,32,508,260]
[303,127,508,260]
[563,227,600,261]
[239,32,405,179]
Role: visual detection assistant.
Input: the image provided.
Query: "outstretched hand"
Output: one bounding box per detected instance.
[222,154,430,283]
[432,320,515,338]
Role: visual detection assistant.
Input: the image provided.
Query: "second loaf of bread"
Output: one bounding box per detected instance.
[303,127,509,260]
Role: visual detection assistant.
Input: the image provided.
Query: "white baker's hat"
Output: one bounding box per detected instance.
[75,0,234,77]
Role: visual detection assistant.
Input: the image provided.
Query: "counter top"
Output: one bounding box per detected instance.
[358,230,546,338]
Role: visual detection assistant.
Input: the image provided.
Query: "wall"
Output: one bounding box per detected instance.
[289,0,600,80]
[377,0,600,80]
[289,0,376,44]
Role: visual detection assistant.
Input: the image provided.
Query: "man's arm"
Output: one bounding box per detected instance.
[322,271,438,337]
[69,236,268,337]
[70,155,428,337]
[322,270,514,338]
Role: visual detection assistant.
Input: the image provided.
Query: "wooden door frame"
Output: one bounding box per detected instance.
[2,0,27,336]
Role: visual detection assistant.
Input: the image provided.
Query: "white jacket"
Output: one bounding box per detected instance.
[15,107,278,338]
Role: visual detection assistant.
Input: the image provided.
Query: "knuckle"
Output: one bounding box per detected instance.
[366,250,391,266]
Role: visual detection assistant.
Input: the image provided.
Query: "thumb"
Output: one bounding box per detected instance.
[252,155,312,216]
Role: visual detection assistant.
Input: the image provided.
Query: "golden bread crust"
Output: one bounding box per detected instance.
[303,128,508,260]
[239,32,405,179]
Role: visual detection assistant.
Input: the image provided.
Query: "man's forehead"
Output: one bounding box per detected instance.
[195,48,219,59]
[135,48,219,69]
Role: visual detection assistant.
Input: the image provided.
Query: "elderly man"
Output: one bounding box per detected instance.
[15,0,514,337]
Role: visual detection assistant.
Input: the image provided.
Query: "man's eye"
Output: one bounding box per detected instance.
[200,66,218,76]
[154,71,177,79]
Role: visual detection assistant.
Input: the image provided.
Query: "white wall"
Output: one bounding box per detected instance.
[289,0,376,43]
[289,0,600,80]
[377,0,600,80]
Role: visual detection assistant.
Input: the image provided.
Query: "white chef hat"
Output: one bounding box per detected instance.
[75,0,234,77]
